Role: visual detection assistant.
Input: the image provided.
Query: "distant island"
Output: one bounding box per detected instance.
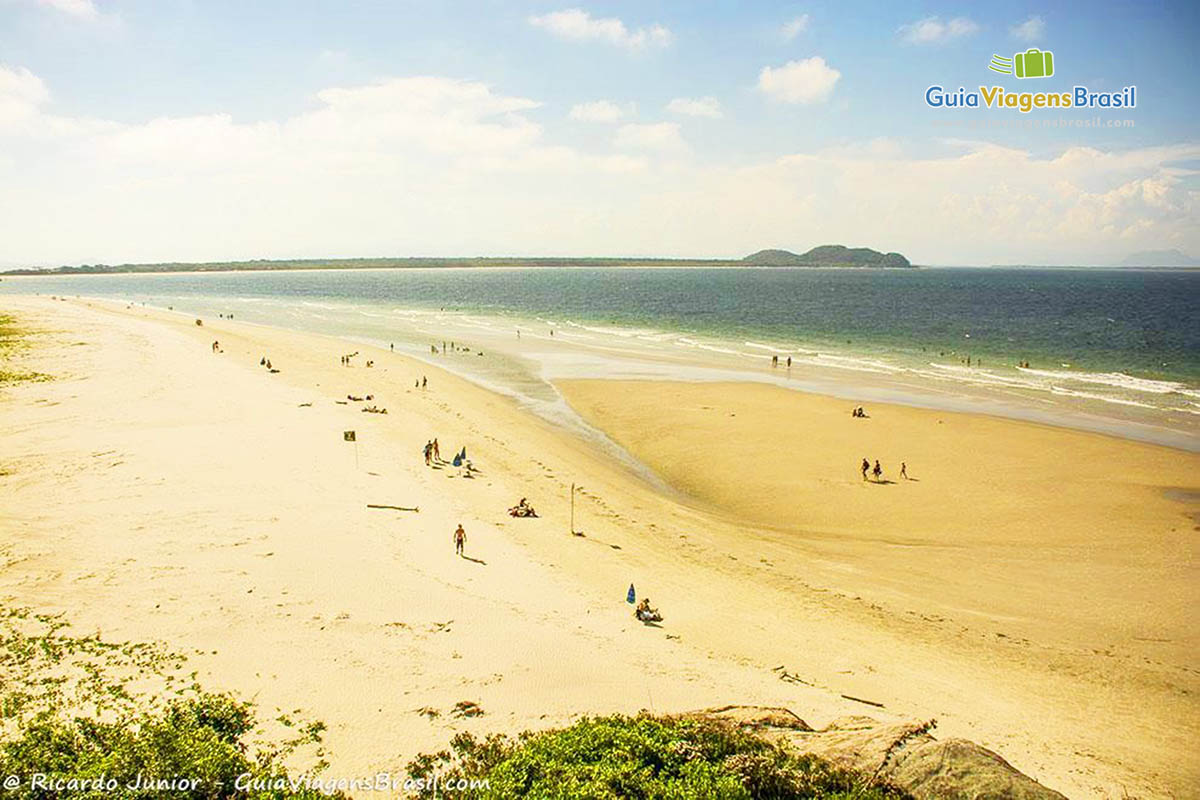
[1,245,914,275]
[1119,249,1199,268]
[743,245,912,268]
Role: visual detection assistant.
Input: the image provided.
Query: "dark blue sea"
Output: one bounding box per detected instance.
[4,266,1197,447]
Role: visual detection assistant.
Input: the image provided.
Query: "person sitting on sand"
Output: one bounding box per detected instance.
[508,498,538,517]
[635,598,662,623]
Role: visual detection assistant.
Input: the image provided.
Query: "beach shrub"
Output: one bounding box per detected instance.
[0,313,51,385]
[406,714,911,799]
[0,609,339,799]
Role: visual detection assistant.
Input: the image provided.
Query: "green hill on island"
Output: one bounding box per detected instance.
[743,245,913,268]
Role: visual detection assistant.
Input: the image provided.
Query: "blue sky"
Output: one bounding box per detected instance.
[1,0,1197,265]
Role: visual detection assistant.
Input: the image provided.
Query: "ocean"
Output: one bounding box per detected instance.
[4,266,1198,449]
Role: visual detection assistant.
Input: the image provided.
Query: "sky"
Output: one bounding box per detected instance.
[0,0,1197,266]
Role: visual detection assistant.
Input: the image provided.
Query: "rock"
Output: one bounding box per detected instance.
[692,706,1066,799]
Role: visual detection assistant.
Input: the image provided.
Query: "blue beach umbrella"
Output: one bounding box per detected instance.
[626,584,636,604]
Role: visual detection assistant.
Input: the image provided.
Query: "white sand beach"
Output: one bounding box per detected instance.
[2,296,1197,798]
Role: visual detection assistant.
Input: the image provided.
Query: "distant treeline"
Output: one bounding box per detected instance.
[2,257,748,275]
[3,245,917,275]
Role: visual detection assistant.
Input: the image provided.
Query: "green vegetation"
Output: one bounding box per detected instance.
[2,246,912,275]
[3,257,743,275]
[743,246,912,268]
[0,608,340,798]
[0,313,51,386]
[407,714,911,799]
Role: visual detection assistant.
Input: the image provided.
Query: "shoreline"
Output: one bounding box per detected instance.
[2,296,1197,798]
[3,283,1198,453]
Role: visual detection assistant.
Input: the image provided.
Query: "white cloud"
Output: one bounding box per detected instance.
[898,16,979,44]
[37,0,99,20]
[780,15,809,40]
[0,64,50,126]
[0,65,1196,267]
[613,122,686,151]
[528,8,672,50]
[757,58,840,104]
[665,96,722,119]
[569,100,627,123]
[1011,16,1046,41]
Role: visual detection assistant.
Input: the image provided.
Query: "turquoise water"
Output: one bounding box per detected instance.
[4,267,1198,448]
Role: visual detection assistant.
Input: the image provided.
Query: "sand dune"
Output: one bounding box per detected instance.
[2,296,1197,798]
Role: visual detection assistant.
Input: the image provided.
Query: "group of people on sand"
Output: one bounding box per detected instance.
[433,341,485,358]
[210,340,221,353]
[860,458,909,482]
[340,352,359,366]
[423,438,442,466]
[508,497,538,518]
[258,356,276,372]
[851,406,869,418]
[769,355,793,368]
[635,598,662,623]
[414,376,427,389]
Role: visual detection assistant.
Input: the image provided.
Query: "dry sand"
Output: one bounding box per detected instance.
[2,295,1197,798]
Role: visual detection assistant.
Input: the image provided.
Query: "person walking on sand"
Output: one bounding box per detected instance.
[873,460,883,482]
[900,462,908,480]
[432,438,441,462]
[861,458,870,481]
[454,524,466,556]
[422,376,427,389]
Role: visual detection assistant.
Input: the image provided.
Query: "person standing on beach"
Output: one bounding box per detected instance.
[861,458,870,481]
[422,376,427,389]
[873,460,883,482]
[432,439,440,462]
[454,524,466,556]
[900,462,908,480]
[786,356,791,368]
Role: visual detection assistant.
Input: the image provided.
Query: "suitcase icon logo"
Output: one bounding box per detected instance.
[989,49,1054,79]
